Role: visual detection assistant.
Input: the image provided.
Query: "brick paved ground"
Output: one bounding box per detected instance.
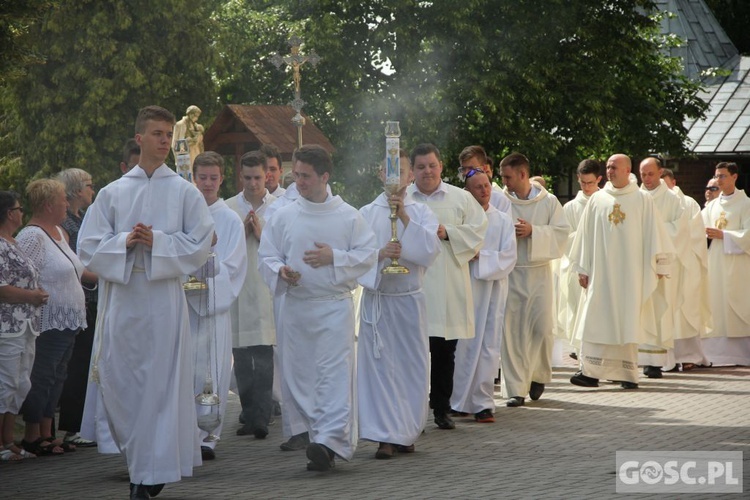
[2,364,748,499]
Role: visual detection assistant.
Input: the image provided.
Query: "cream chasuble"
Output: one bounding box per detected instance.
[558,189,592,344]
[701,189,750,365]
[407,182,487,340]
[638,181,686,365]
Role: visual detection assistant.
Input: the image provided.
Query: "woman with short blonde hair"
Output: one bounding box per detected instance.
[16,179,87,456]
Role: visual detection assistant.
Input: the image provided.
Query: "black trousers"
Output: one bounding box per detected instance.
[233,345,274,431]
[58,301,96,432]
[429,337,458,414]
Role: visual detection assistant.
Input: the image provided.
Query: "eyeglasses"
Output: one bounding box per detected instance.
[705,186,719,192]
[8,207,23,213]
[713,174,728,180]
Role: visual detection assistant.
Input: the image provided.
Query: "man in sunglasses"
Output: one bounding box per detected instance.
[458,145,511,215]
[705,178,720,204]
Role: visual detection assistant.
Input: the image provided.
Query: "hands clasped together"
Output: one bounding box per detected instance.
[279,242,334,286]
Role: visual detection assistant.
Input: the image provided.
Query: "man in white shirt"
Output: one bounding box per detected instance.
[226,151,277,440]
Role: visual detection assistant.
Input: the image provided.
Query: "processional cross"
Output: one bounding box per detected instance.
[270,36,321,149]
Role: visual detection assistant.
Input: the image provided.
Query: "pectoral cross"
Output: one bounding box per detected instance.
[270,36,321,149]
[608,203,626,226]
[716,211,728,230]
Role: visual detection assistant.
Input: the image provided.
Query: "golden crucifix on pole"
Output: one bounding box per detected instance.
[270,36,321,149]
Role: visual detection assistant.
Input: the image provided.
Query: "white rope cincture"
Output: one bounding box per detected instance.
[361,287,421,359]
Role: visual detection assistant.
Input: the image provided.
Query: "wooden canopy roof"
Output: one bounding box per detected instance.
[204,104,335,160]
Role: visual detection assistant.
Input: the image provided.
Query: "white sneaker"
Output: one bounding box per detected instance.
[63,433,97,447]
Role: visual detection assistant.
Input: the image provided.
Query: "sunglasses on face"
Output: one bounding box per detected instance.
[705,186,719,192]
[464,168,482,179]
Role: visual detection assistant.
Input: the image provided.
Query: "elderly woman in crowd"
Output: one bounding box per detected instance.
[54,169,98,447]
[16,179,87,456]
[0,191,48,461]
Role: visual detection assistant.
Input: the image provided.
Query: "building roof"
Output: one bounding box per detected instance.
[655,0,749,155]
[683,55,750,155]
[203,104,335,159]
[655,0,737,80]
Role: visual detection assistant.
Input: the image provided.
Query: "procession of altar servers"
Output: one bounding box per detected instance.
[77,149,748,475]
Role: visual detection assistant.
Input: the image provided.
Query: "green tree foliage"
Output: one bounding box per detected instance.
[0,0,220,192]
[2,0,709,208]
[0,0,54,85]
[276,0,707,198]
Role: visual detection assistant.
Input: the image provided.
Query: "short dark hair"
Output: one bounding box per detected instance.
[716,161,738,176]
[193,151,225,176]
[410,143,441,167]
[259,144,282,168]
[459,145,488,165]
[122,138,140,164]
[135,105,175,134]
[240,151,268,171]
[577,159,601,177]
[0,191,21,225]
[499,152,530,173]
[293,144,333,176]
[660,168,675,180]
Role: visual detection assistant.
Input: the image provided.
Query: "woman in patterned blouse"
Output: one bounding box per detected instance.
[0,191,49,461]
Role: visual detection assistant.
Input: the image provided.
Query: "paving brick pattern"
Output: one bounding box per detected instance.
[2,365,748,499]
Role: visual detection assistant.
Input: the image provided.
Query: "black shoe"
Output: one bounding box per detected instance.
[506,396,525,407]
[569,351,578,360]
[146,484,164,497]
[306,442,335,471]
[130,483,150,499]
[201,446,215,461]
[474,409,495,423]
[643,365,663,379]
[280,432,309,451]
[570,371,599,387]
[236,425,252,436]
[529,381,545,401]
[433,412,456,430]
[620,381,639,389]
[254,428,268,439]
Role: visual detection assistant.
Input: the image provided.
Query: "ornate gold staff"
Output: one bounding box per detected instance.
[382,120,409,275]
